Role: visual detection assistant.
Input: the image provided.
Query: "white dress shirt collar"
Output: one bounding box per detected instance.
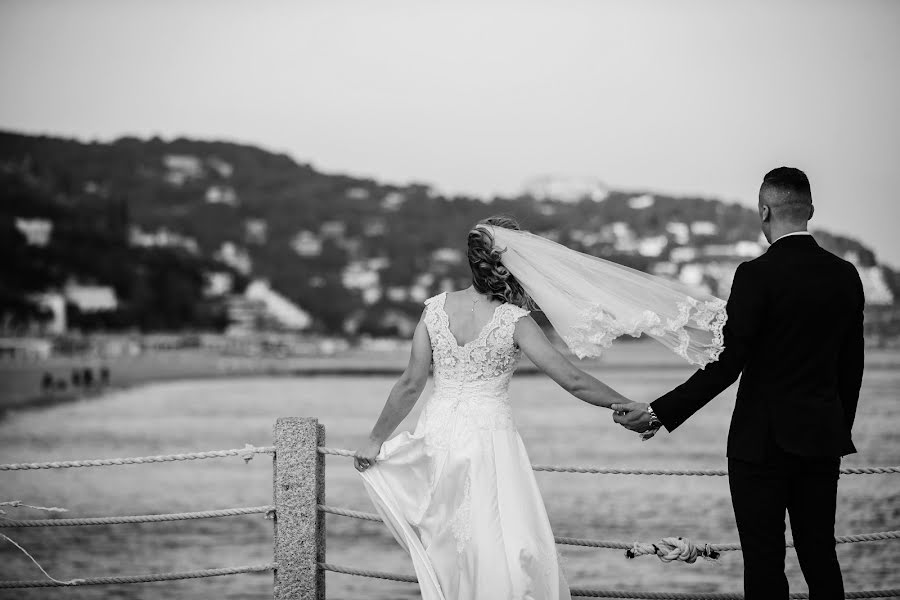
[772,231,812,245]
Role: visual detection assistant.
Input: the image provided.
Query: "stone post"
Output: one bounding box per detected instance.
[273,417,325,600]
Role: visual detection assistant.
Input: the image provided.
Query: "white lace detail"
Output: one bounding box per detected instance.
[562,296,727,367]
[418,293,530,451]
[450,475,472,553]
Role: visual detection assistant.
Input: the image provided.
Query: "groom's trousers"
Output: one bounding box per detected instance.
[728,443,843,600]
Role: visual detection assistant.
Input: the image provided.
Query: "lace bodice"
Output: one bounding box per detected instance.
[416,293,531,451]
[423,292,530,395]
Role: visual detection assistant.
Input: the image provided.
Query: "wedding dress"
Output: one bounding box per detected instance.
[360,292,571,600]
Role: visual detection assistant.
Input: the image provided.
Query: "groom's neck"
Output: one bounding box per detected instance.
[769,222,809,242]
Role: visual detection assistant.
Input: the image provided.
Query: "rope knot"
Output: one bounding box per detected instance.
[625,536,719,563]
[240,444,257,463]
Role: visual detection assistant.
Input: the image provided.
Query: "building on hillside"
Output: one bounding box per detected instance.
[415,273,436,288]
[227,280,312,333]
[342,261,379,291]
[363,218,388,237]
[362,288,382,305]
[638,235,668,257]
[386,286,408,302]
[676,261,742,298]
[163,154,203,186]
[690,221,719,236]
[129,227,199,253]
[666,222,690,245]
[15,218,53,246]
[628,194,655,209]
[701,242,762,259]
[244,219,268,245]
[291,231,323,257]
[381,191,406,211]
[245,280,311,329]
[206,156,234,178]
[64,283,118,312]
[431,248,464,264]
[204,272,234,297]
[320,221,347,238]
[670,247,699,263]
[346,187,370,200]
[216,242,252,275]
[409,283,430,303]
[844,252,894,305]
[735,241,764,257]
[205,185,239,206]
[366,257,391,271]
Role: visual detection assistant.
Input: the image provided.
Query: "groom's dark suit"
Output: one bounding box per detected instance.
[651,234,865,600]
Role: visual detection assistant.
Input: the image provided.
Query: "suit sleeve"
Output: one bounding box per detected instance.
[838,267,865,432]
[651,261,765,432]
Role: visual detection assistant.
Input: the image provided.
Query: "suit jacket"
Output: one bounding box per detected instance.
[651,234,865,462]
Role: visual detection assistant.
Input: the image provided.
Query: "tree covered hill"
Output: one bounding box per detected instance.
[1,130,894,334]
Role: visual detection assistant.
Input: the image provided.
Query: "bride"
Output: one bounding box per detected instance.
[354,215,727,600]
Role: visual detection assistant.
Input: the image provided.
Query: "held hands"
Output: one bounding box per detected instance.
[610,402,661,440]
[354,439,382,473]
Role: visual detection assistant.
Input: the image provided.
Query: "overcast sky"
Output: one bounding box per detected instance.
[2,0,899,264]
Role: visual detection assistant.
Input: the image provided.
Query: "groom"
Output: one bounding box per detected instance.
[611,167,864,600]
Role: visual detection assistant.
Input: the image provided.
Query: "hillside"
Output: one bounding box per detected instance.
[1,131,896,336]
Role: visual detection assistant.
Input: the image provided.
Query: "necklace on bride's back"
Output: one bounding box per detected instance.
[467,288,482,313]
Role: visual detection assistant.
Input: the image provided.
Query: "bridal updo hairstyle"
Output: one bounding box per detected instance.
[467,216,535,309]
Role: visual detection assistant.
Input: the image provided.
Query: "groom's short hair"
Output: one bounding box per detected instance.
[760,167,812,222]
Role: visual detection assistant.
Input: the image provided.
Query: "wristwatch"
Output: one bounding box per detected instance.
[640,405,663,441]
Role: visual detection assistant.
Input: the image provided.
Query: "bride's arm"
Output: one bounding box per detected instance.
[514,316,627,410]
[355,312,432,471]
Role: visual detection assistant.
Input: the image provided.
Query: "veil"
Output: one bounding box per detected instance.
[485,226,728,368]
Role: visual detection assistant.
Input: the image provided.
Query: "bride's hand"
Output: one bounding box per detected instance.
[354,440,382,472]
[610,401,654,433]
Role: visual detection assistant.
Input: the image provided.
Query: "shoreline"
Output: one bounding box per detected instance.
[2,342,898,420]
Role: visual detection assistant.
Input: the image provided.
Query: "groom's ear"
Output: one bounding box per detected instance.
[760,204,771,222]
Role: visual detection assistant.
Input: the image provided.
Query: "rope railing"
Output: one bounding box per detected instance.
[318,563,899,599]
[2,445,896,475]
[0,563,276,589]
[317,503,900,560]
[0,505,275,527]
[316,446,900,476]
[0,444,275,471]
[2,435,896,595]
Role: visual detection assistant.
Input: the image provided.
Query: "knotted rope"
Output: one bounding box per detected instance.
[318,563,899,598]
[316,447,900,476]
[625,537,721,562]
[0,444,274,470]
[0,505,274,527]
[317,504,900,560]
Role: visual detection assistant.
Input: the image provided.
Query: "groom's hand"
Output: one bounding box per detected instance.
[611,402,654,433]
